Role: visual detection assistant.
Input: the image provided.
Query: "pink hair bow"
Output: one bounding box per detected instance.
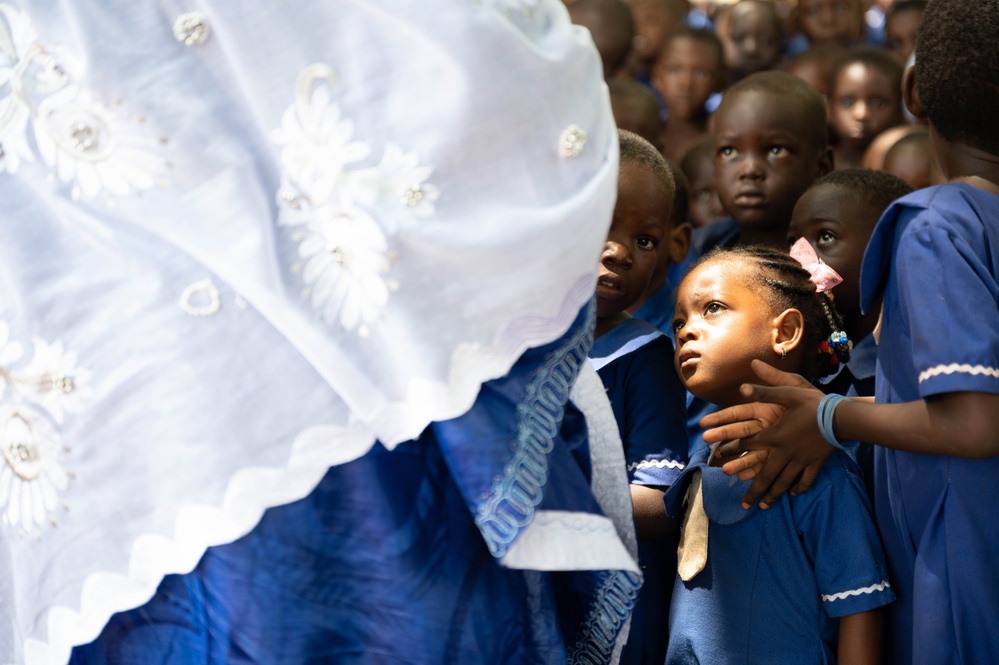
[790,237,843,293]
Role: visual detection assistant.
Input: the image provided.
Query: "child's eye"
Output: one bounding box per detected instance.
[838,96,854,108]
[672,319,685,334]
[768,145,787,156]
[719,146,736,158]
[818,230,836,244]
[704,302,725,315]
[869,98,885,109]
[694,188,714,203]
[636,236,658,249]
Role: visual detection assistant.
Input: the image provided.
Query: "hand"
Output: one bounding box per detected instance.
[699,360,833,510]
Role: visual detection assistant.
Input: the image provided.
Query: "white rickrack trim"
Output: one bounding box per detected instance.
[821,580,891,602]
[627,459,685,472]
[918,363,999,384]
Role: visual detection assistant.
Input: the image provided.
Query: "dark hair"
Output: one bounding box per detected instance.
[886,0,926,20]
[723,71,829,153]
[915,0,999,154]
[696,245,851,378]
[722,0,783,38]
[619,129,677,220]
[660,27,725,70]
[809,168,914,228]
[830,47,903,100]
[665,157,690,225]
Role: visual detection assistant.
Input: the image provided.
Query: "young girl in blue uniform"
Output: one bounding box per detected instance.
[589,131,688,665]
[703,2,999,662]
[787,169,913,497]
[667,245,893,664]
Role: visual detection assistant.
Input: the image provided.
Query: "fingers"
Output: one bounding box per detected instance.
[739,453,805,510]
[702,420,766,445]
[791,454,832,496]
[719,449,768,474]
[699,402,767,429]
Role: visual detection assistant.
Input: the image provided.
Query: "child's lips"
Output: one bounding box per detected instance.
[733,190,766,207]
[596,273,624,297]
[677,348,700,369]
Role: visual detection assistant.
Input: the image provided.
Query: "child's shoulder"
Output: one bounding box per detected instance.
[589,317,670,370]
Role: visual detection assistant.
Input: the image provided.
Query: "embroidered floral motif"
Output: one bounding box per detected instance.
[0,321,87,533]
[0,4,162,198]
[272,63,439,333]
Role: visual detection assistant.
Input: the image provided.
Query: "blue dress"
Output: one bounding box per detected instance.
[860,182,999,665]
[72,305,643,665]
[589,317,688,665]
[664,447,895,664]
[631,282,676,338]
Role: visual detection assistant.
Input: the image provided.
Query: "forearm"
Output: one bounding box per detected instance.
[631,484,679,539]
[836,392,999,459]
[837,609,883,665]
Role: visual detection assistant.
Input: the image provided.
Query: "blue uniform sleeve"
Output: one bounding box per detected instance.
[618,336,689,487]
[792,455,895,618]
[895,212,999,398]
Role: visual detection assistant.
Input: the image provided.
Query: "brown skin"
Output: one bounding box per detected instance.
[886,7,922,64]
[713,88,834,248]
[883,135,932,190]
[795,0,862,48]
[685,147,727,228]
[829,63,904,169]
[786,182,881,341]
[719,1,783,80]
[654,36,723,162]
[698,67,999,511]
[629,0,688,71]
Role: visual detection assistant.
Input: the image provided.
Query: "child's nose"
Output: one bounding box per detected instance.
[738,155,765,180]
[602,240,633,267]
[851,101,868,120]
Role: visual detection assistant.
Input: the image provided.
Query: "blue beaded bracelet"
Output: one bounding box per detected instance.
[816,394,858,451]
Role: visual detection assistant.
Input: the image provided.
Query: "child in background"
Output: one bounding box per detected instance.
[703,2,999,661]
[792,0,864,50]
[828,48,904,169]
[784,43,846,101]
[861,123,921,170]
[591,130,688,665]
[652,28,725,162]
[610,78,665,149]
[883,128,933,190]
[716,0,784,82]
[680,134,726,229]
[884,0,925,64]
[629,158,691,335]
[626,0,690,82]
[787,168,913,494]
[567,0,636,79]
[695,71,833,255]
[666,245,893,664]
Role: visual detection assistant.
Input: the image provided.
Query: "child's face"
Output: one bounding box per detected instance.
[630,0,685,66]
[686,152,726,228]
[797,0,861,47]
[722,3,782,76]
[672,259,777,407]
[654,37,721,121]
[830,63,903,147]
[886,8,921,64]
[597,160,670,320]
[787,183,871,322]
[714,89,830,232]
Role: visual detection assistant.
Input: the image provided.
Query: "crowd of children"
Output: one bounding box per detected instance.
[574,0,997,662]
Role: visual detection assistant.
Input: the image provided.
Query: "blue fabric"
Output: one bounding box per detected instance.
[590,317,688,665]
[72,303,642,665]
[860,182,999,665]
[664,447,894,665]
[631,282,676,338]
[689,217,739,260]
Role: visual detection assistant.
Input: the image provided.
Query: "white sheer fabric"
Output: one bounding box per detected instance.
[0,1,626,663]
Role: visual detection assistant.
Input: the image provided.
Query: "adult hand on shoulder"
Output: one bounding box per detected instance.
[699,360,833,510]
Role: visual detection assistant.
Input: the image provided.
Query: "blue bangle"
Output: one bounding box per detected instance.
[816,394,858,451]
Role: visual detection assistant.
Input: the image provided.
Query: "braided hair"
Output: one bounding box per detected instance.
[696,245,851,379]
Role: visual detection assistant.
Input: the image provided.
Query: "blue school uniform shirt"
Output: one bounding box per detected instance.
[631,282,676,338]
[589,317,688,665]
[860,182,999,665]
[664,447,894,665]
[72,306,642,665]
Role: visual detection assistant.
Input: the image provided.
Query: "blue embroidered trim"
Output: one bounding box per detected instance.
[567,570,642,665]
[474,301,594,558]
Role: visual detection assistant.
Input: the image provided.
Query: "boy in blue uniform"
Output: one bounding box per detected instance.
[591,130,688,664]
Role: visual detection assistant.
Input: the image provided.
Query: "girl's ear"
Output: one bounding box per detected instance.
[902,65,927,120]
[771,308,805,357]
